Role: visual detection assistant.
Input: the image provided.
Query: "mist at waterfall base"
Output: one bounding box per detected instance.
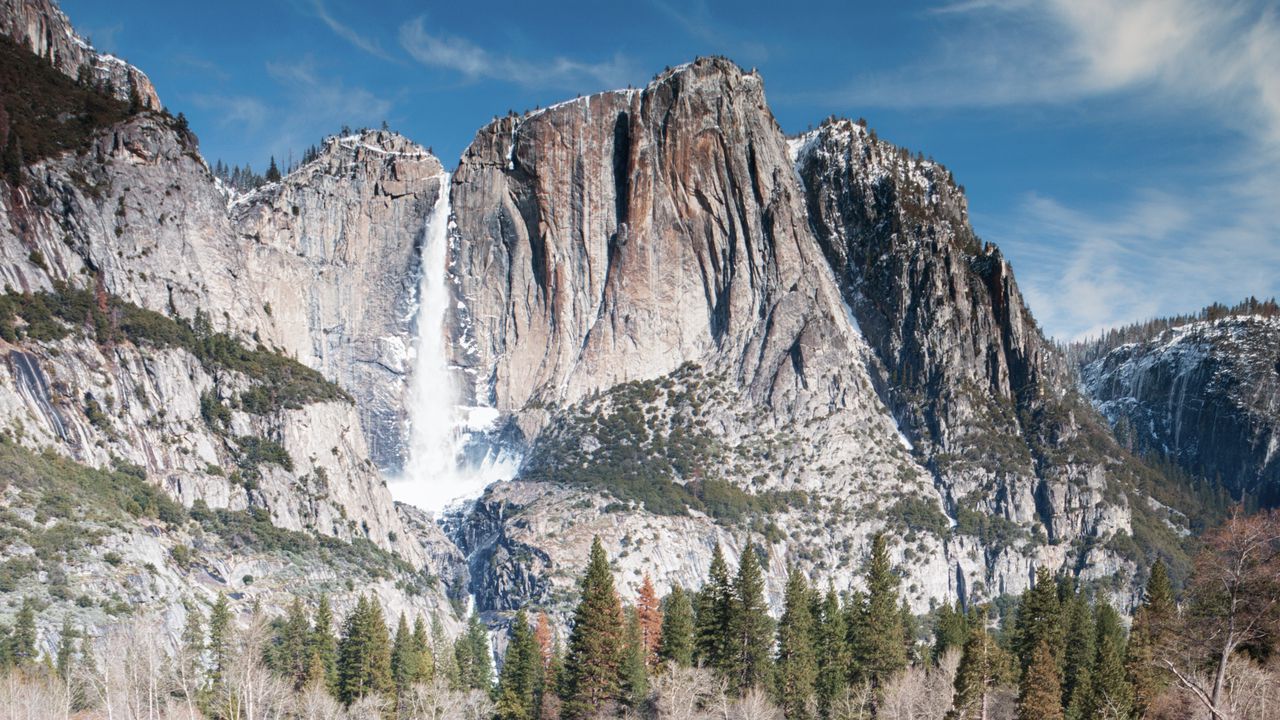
[389,174,519,513]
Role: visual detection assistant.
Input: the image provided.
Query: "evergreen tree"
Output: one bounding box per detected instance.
[693,544,734,672]
[658,585,695,668]
[54,617,78,681]
[560,535,624,712]
[1126,559,1175,716]
[1012,567,1063,673]
[455,611,492,691]
[947,610,1005,720]
[3,133,23,187]
[1017,640,1064,720]
[636,574,663,670]
[310,595,338,692]
[561,537,624,718]
[336,595,394,704]
[496,610,540,720]
[1061,591,1095,720]
[853,534,906,689]
[431,612,456,684]
[933,600,969,663]
[8,598,36,666]
[900,599,919,665]
[391,612,420,701]
[411,616,434,684]
[1085,602,1132,720]
[265,155,282,182]
[179,599,205,699]
[728,546,774,692]
[619,607,649,708]
[208,593,233,691]
[816,586,850,719]
[269,598,315,690]
[775,567,818,719]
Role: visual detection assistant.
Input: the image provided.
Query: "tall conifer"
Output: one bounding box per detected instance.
[775,567,818,719]
[694,544,733,672]
[854,534,906,689]
[658,585,695,668]
[1017,640,1064,720]
[561,537,624,718]
[728,546,773,692]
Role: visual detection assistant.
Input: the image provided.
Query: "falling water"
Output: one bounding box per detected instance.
[391,173,518,512]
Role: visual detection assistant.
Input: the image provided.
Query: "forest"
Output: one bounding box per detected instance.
[0,507,1275,719]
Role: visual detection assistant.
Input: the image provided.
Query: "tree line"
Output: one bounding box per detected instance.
[1,507,1277,718]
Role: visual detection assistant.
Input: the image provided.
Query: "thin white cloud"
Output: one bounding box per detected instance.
[398,16,634,90]
[310,0,394,61]
[649,0,771,64]
[992,178,1280,341]
[190,94,270,130]
[837,0,1280,339]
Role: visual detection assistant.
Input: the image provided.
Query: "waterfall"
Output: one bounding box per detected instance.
[392,173,518,512]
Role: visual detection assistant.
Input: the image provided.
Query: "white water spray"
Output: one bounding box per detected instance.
[391,173,518,512]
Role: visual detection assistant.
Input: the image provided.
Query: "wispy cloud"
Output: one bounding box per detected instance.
[649,0,771,64]
[838,0,1280,339]
[265,57,392,129]
[309,0,394,61]
[190,94,269,130]
[398,16,634,89]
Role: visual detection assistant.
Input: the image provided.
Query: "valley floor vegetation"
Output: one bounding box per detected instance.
[0,508,1277,719]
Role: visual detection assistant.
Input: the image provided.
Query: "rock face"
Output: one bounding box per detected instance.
[1,0,1214,643]
[794,119,1127,546]
[1080,316,1280,505]
[444,58,1147,614]
[0,0,160,109]
[231,133,446,470]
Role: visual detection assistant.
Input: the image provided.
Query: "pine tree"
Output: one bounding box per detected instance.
[1012,567,1063,673]
[619,607,649,708]
[900,599,919,665]
[54,617,78,681]
[728,546,774,692]
[1085,601,1132,720]
[336,595,394,704]
[180,600,205,691]
[636,574,663,670]
[265,155,282,182]
[658,585,695,668]
[270,598,315,690]
[561,537,624,718]
[933,600,969,663]
[311,595,338,692]
[3,132,23,188]
[8,598,36,667]
[1017,640,1064,720]
[775,567,818,719]
[947,609,1005,720]
[816,586,850,718]
[496,610,540,720]
[455,611,492,691]
[853,534,906,689]
[694,544,734,672]
[1126,559,1175,716]
[208,593,233,692]
[431,612,455,684]
[411,616,434,683]
[1061,591,1095,720]
[391,612,420,701]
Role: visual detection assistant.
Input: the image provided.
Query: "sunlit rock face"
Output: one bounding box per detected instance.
[440,57,1144,615]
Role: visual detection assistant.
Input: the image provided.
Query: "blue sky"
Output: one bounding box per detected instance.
[62,0,1280,341]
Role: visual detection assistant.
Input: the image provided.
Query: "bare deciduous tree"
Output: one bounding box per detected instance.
[1163,508,1280,720]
